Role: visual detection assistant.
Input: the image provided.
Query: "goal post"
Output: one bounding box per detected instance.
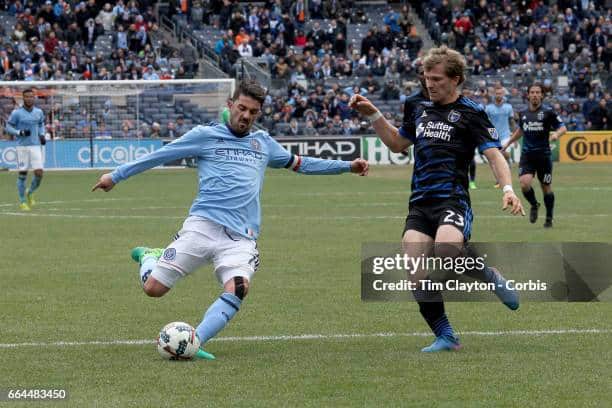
[0,78,235,169]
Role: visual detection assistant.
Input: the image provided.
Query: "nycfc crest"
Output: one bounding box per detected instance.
[163,248,176,261]
[448,110,461,123]
[537,111,544,120]
[250,139,261,151]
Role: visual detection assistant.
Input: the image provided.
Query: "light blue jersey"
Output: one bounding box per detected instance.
[485,102,514,141]
[6,106,45,146]
[111,123,352,239]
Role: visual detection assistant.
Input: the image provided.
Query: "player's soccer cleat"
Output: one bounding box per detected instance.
[489,267,519,310]
[543,218,553,228]
[18,202,31,211]
[494,183,500,189]
[529,203,540,223]
[195,348,216,360]
[130,247,164,265]
[469,181,477,189]
[421,335,462,352]
[25,189,36,207]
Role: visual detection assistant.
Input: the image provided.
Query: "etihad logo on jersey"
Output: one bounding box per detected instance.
[215,147,264,163]
[416,121,454,142]
[522,121,544,132]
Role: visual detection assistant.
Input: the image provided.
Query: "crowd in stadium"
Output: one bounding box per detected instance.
[0,0,609,138]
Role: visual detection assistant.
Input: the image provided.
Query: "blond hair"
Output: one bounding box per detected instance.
[423,46,466,85]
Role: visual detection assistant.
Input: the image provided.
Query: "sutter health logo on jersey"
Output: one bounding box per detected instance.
[416,121,454,142]
[522,119,544,132]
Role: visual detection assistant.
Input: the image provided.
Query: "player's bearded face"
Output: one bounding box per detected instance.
[528,88,543,107]
[495,90,504,104]
[228,95,261,134]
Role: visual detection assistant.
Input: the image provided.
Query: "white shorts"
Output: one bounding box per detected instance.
[16,145,44,171]
[152,216,259,288]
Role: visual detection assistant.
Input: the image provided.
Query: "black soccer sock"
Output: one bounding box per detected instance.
[544,192,555,220]
[522,188,538,206]
[413,288,446,334]
[469,160,476,181]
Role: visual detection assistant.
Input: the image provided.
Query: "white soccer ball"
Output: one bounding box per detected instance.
[157,322,200,360]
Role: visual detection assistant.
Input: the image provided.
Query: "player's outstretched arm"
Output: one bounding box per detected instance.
[549,125,567,141]
[483,148,525,216]
[349,94,412,153]
[502,128,522,151]
[267,136,368,176]
[101,127,205,187]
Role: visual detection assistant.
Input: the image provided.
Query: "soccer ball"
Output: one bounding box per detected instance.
[157,322,200,360]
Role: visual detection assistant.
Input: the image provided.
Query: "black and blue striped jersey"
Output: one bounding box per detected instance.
[399,96,501,204]
[518,105,564,154]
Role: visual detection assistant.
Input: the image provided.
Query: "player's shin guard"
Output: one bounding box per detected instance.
[544,192,555,220]
[29,175,42,192]
[522,187,538,206]
[196,293,242,344]
[17,174,27,203]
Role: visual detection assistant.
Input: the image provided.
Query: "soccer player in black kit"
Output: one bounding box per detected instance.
[351,46,524,352]
[503,83,567,228]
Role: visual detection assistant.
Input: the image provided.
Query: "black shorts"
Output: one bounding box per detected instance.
[403,198,474,241]
[519,152,553,185]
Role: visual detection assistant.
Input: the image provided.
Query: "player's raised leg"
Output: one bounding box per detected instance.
[131,247,165,292]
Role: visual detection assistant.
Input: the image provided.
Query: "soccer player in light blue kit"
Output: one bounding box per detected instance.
[5,89,46,211]
[485,87,515,188]
[93,80,369,360]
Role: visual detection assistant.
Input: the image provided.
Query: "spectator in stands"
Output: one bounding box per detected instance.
[238,38,253,57]
[180,39,198,75]
[587,98,611,130]
[95,121,112,139]
[571,71,591,98]
[381,79,400,101]
[176,115,190,136]
[302,119,318,136]
[142,65,159,80]
[582,92,598,118]
[288,118,300,136]
[149,122,162,138]
[98,3,114,32]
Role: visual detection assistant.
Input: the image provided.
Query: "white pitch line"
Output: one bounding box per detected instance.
[1,212,611,220]
[0,329,610,349]
[0,198,148,208]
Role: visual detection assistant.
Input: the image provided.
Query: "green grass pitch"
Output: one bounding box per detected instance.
[0,164,611,407]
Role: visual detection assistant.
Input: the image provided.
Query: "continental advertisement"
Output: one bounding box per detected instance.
[559,131,612,163]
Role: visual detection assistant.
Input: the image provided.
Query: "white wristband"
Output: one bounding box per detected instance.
[366,110,383,122]
[502,185,514,194]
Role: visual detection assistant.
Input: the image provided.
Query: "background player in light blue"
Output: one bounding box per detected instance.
[92,80,369,360]
[486,87,515,188]
[5,89,46,211]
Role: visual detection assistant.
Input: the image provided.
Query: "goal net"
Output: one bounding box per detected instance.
[0,78,234,169]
